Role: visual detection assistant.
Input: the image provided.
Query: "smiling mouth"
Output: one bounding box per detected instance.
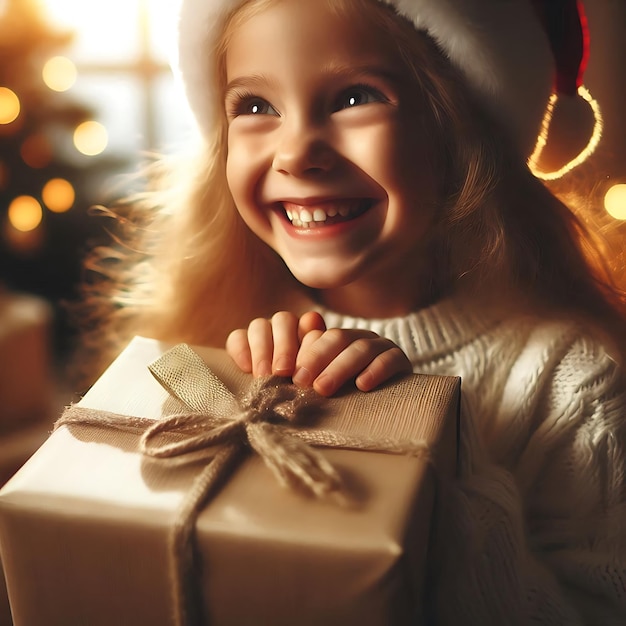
[282,199,374,228]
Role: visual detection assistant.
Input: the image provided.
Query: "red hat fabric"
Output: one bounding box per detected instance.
[531,0,590,96]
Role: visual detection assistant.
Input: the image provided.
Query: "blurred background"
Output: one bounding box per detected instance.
[0,0,194,364]
[0,0,625,473]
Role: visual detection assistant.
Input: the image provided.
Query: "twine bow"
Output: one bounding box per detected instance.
[142,344,343,501]
[55,343,433,626]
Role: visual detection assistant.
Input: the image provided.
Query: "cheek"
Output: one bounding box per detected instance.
[391,122,440,198]
[226,138,274,241]
[226,151,269,232]
[225,135,247,203]
[381,123,442,239]
[354,118,430,188]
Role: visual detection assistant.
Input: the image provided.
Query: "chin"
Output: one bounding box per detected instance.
[287,267,359,291]
[284,251,377,289]
[290,274,338,290]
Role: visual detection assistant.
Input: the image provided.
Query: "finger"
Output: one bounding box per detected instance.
[312,336,389,396]
[270,311,300,376]
[247,317,273,377]
[313,337,408,396]
[299,328,325,353]
[293,328,377,389]
[225,328,252,373]
[355,347,413,392]
[291,328,325,386]
[297,311,326,341]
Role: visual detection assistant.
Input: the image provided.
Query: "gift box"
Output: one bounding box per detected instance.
[0,336,460,626]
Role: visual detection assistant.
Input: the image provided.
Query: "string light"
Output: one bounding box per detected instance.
[42,56,77,92]
[0,86,20,124]
[73,120,108,155]
[42,178,75,213]
[604,184,626,221]
[528,85,603,181]
[7,196,43,232]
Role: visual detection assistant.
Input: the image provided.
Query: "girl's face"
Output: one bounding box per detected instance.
[225,0,441,317]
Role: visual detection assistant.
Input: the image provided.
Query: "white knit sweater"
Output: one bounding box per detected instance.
[321,298,626,625]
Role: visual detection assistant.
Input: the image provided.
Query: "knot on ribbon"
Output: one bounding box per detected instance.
[143,345,344,502]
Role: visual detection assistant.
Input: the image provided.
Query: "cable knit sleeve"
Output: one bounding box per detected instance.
[430,333,626,625]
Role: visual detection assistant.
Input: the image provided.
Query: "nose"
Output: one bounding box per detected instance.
[271,117,336,177]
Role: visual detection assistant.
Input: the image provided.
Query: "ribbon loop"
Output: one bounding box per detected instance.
[147,345,336,499]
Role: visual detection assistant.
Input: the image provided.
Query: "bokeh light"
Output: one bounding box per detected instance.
[20,133,53,168]
[0,86,20,124]
[8,196,43,232]
[42,55,77,92]
[73,120,108,155]
[604,184,626,221]
[42,178,75,213]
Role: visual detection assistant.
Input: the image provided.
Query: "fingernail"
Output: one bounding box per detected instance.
[313,373,335,397]
[293,367,312,387]
[273,356,292,375]
[356,371,374,392]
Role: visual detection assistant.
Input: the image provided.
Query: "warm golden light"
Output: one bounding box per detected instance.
[45,1,180,63]
[20,134,53,168]
[42,55,77,92]
[0,87,20,124]
[73,120,108,155]
[528,85,603,181]
[8,196,43,232]
[42,178,75,213]
[604,184,626,221]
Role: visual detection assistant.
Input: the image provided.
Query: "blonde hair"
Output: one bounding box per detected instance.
[73,0,626,385]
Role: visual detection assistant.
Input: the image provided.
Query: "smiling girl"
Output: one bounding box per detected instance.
[78,0,626,622]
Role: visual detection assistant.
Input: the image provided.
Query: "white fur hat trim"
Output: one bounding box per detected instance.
[177,0,555,157]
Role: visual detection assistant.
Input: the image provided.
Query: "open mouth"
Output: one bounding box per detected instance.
[282,199,374,228]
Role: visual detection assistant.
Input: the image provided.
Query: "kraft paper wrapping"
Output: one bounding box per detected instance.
[0,336,460,626]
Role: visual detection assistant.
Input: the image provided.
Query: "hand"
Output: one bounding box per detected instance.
[226,311,412,396]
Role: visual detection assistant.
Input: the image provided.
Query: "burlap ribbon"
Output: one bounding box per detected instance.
[55,344,432,626]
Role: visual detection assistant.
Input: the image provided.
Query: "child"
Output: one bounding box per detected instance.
[80,0,626,622]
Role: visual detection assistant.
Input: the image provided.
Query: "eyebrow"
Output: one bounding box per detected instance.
[224,74,275,99]
[224,63,403,99]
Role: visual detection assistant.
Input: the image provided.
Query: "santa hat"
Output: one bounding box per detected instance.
[177,0,599,175]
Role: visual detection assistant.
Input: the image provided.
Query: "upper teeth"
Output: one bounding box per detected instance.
[285,202,360,226]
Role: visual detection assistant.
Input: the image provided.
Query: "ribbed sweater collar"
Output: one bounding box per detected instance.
[317,297,503,363]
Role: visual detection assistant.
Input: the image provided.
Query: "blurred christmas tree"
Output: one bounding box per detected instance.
[0,0,126,358]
